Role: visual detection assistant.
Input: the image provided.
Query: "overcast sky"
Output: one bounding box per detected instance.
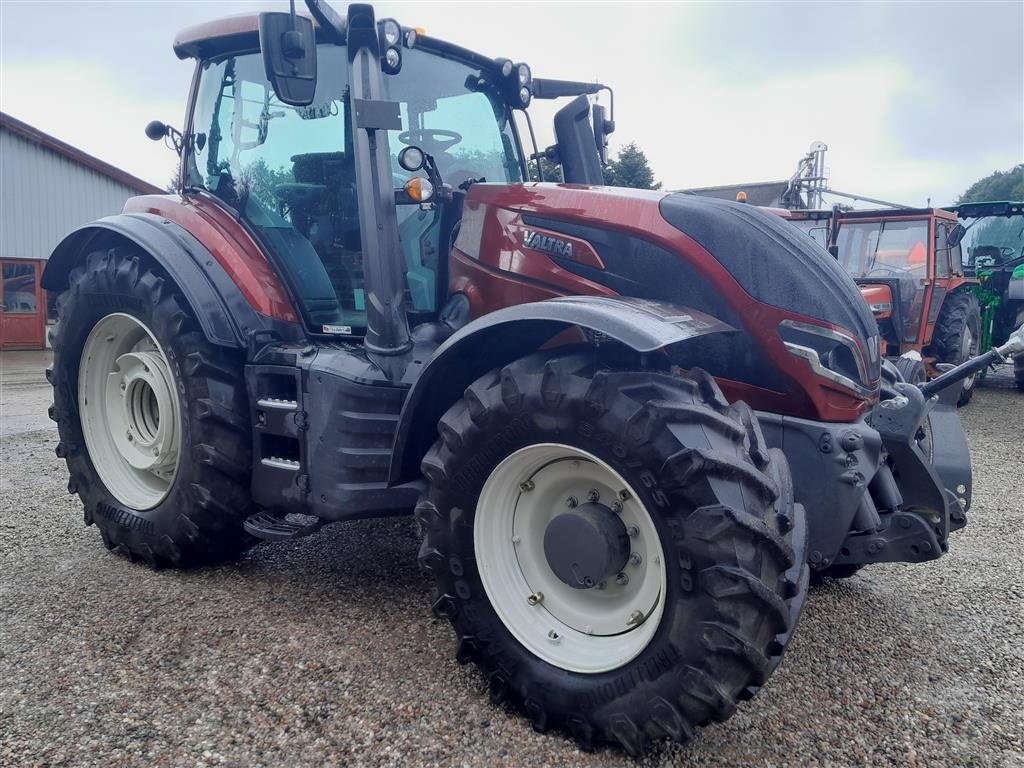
[2,1,1021,206]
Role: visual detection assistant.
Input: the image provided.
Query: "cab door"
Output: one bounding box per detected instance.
[0,260,46,350]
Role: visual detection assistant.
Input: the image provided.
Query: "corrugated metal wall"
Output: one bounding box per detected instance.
[0,128,146,261]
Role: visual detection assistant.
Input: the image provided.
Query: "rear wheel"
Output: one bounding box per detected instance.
[417,351,808,754]
[49,246,253,567]
[930,292,981,406]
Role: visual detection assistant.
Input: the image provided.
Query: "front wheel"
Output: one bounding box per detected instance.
[49,246,254,567]
[416,351,808,754]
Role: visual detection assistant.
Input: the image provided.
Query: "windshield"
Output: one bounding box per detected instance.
[959,214,1024,269]
[836,219,929,278]
[187,43,522,335]
[788,218,829,248]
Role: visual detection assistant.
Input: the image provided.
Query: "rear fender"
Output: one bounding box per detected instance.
[42,213,300,349]
[388,296,736,485]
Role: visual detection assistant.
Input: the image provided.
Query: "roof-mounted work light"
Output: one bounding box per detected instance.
[379,18,403,74]
[493,57,532,108]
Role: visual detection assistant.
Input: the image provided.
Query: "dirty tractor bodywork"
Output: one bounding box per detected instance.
[42,2,989,754]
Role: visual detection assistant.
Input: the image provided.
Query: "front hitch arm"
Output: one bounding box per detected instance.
[920,324,1024,398]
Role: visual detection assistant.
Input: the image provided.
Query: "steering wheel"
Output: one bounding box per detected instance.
[398,129,462,153]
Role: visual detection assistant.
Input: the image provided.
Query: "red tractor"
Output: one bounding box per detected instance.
[787,207,986,404]
[43,1,1006,754]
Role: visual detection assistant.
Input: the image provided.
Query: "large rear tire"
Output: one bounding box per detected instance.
[930,291,981,406]
[49,246,253,567]
[416,350,808,755]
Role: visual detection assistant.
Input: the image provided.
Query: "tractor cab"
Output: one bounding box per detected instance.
[831,209,973,357]
[947,200,1024,388]
[171,3,610,350]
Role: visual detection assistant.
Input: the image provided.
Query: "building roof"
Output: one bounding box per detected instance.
[678,180,794,208]
[0,111,162,196]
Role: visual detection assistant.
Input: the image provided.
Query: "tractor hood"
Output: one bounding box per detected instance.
[453,183,881,421]
[858,283,894,319]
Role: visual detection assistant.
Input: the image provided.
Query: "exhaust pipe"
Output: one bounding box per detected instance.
[345,3,413,377]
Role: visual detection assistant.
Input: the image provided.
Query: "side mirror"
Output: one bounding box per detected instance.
[145,120,169,141]
[947,223,966,248]
[554,95,604,185]
[258,12,317,107]
[592,104,614,166]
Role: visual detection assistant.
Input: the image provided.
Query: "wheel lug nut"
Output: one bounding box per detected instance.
[630,552,642,566]
[627,525,639,537]
[547,630,561,644]
[527,591,544,606]
[615,572,629,586]
[519,480,535,492]
[618,489,631,502]
[587,489,600,502]
[565,496,578,508]
[627,610,644,627]
[611,501,623,513]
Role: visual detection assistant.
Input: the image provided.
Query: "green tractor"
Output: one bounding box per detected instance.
[947,201,1024,389]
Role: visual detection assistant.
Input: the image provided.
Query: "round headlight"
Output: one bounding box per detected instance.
[384,47,401,70]
[518,86,531,107]
[382,19,401,47]
[398,146,425,172]
[517,63,531,86]
[499,59,513,78]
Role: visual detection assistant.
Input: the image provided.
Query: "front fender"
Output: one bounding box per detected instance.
[388,296,736,485]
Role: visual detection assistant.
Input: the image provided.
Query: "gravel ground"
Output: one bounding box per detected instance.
[2,351,1022,767]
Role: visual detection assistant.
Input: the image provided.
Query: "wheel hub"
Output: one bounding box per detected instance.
[474,444,667,674]
[105,350,179,474]
[543,502,629,589]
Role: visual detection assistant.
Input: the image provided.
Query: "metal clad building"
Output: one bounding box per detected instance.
[1,111,161,349]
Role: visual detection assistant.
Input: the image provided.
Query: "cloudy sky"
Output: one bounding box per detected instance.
[2,1,1021,206]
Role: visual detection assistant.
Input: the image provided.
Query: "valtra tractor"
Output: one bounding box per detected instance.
[42,1,1014,755]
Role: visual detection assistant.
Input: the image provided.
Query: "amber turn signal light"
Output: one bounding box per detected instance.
[404,177,434,203]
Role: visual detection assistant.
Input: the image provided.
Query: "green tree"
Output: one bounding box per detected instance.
[603,142,662,190]
[166,166,180,193]
[528,156,564,183]
[957,164,1024,203]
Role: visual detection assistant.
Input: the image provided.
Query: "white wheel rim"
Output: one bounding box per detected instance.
[78,313,182,510]
[474,444,667,674]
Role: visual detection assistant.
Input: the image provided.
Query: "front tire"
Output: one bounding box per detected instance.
[49,246,253,567]
[416,351,808,754]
